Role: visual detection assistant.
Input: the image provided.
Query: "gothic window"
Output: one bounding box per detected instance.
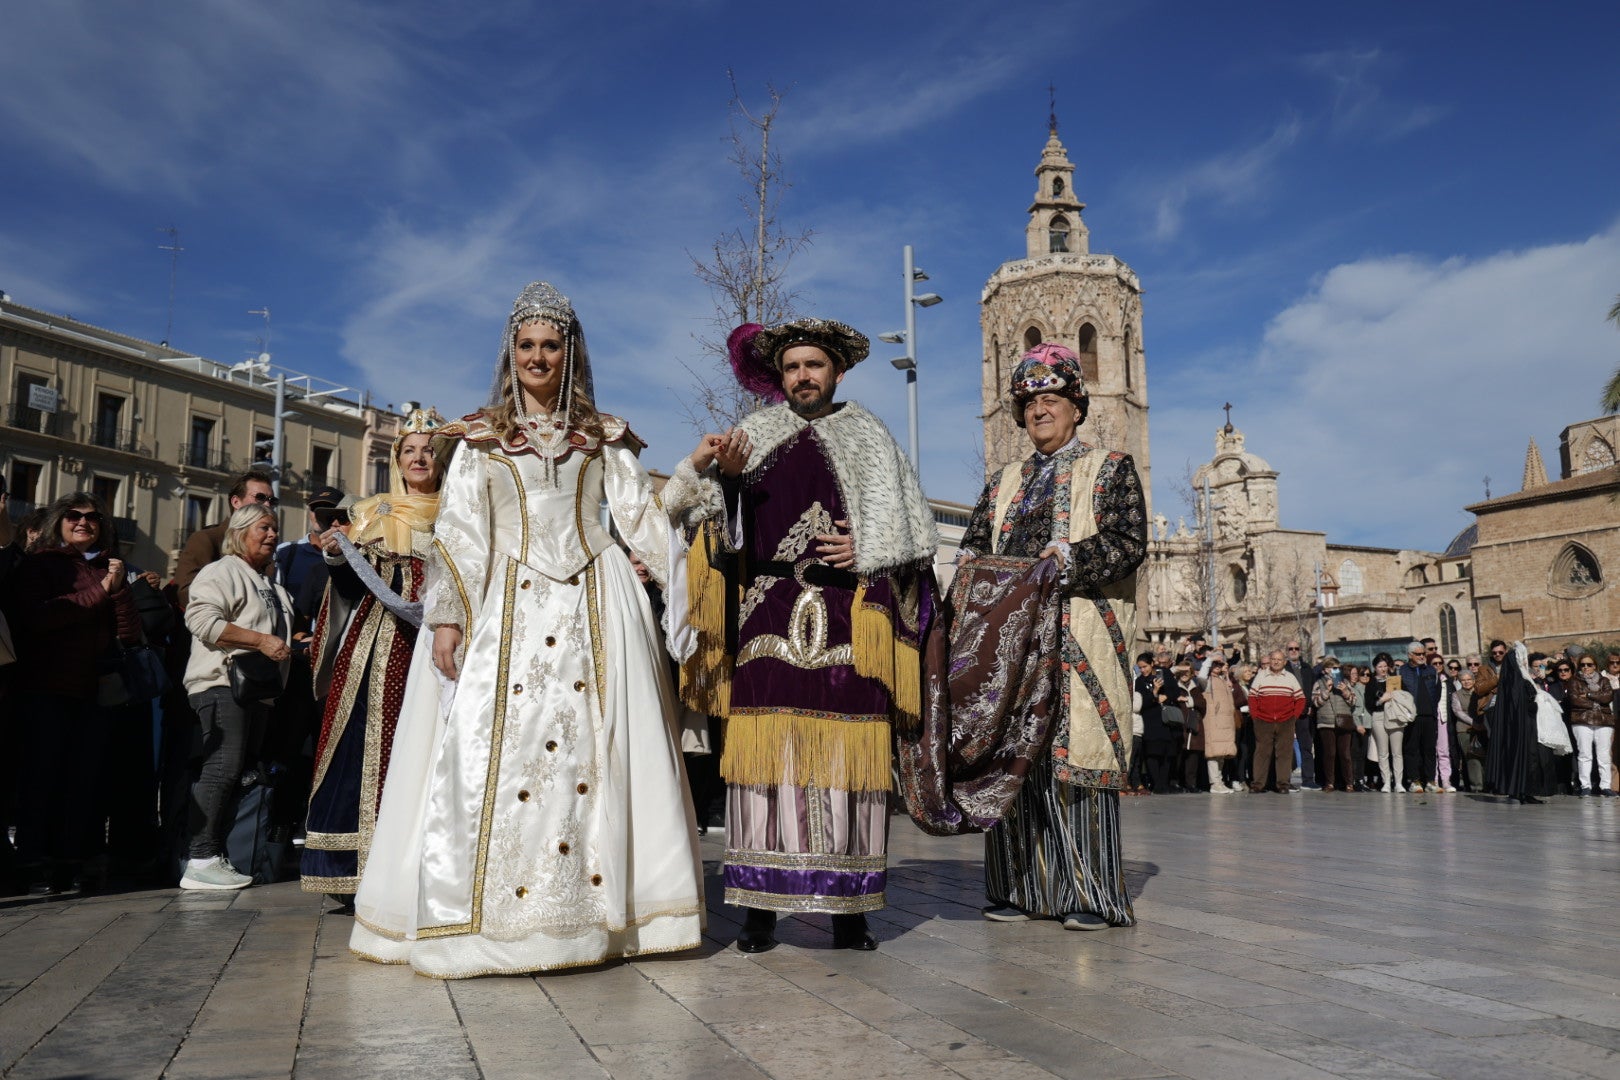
[1338,558,1363,595]
[1123,326,1134,390]
[1048,215,1070,253]
[1550,543,1603,598]
[1053,176,1065,197]
[1438,603,1459,655]
[1405,565,1429,586]
[1023,325,1042,350]
[1230,566,1248,603]
[1580,436,1616,473]
[1077,322,1099,383]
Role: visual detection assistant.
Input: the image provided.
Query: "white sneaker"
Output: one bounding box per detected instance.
[180,856,252,891]
[1442,785,1456,793]
[1381,783,1392,793]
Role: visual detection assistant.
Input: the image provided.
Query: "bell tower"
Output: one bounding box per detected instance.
[980,111,1150,513]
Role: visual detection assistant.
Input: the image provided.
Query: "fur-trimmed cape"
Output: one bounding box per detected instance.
[736,401,938,574]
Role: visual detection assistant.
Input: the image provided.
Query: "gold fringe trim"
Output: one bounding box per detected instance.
[850,583,921,733]
[680,523,734,717]
[720,711,892,792]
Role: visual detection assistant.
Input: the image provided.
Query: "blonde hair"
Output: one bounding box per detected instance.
[221,503,275,559]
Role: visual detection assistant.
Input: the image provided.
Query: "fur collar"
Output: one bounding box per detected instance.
[739,401,938,573]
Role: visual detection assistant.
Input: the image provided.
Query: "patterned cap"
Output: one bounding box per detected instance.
[1009,342,1088,426]
[752,318,870,372]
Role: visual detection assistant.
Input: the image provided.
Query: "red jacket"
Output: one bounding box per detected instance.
[5,547,141,700]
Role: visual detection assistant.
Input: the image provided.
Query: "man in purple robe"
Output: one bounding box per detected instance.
[668,318,938,953]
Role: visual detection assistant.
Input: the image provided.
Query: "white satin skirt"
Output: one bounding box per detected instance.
[349,550,705,978]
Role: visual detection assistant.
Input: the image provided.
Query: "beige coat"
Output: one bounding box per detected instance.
[1202,674,1239,760]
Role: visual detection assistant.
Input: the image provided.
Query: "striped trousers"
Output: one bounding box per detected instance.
[984,755,1135,926]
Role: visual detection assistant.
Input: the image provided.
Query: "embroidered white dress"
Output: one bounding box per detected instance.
[349,415,704,978]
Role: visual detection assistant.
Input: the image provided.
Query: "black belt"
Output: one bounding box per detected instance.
[750,558,859,590]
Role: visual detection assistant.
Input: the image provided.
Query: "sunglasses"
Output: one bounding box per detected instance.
[1580,662,1597,669]
[62,510,104,525]
[1447,664,1460,671]
[1287,646,1301,652]
[249,492,281,508]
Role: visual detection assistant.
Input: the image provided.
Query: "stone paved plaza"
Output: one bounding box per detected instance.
[4,792,1620,1079]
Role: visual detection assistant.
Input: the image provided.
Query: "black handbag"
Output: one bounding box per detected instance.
[228,651,285,705]
[226,583,288,705]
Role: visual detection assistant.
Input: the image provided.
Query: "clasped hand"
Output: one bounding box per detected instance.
[690,429,752,477]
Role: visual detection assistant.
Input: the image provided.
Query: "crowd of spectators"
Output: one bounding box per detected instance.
[0,471,329,896]
[1,469,1616,896]
[1125,633,1620,798]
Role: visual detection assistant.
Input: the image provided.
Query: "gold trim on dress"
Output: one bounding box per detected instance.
[722,887,885,914]
[302,830,359,851]
[723,848,887,873]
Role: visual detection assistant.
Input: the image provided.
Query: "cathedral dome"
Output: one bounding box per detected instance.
[1443,522,1477,559]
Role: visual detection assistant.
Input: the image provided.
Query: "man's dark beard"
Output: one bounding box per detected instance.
[787,385,836,417]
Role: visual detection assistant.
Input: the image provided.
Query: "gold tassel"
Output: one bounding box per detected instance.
[721,711,892,793]
[849,586,922,731]
[687,523,729,641]
[677,523,737,717]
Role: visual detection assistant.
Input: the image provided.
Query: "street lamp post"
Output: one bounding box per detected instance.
[880,244,942,470]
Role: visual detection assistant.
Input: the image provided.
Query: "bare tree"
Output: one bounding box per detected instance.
[682,73,813,432]
[1245,551,1316,659]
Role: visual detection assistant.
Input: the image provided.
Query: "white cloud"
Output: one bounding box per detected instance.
[1298,47,1448,140]
[1148,222,1620,549]
[1150,116,1304,241]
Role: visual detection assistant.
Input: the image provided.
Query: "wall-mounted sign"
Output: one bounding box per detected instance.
[27,384,59,413]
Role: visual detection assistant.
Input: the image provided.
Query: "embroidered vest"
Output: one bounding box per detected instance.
[991,447,1136,788]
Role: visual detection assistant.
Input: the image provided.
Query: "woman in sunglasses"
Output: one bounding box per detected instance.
[4,493,141,893]
[1568,656,1613,796]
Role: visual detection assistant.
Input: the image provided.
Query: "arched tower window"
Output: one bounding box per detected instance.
[1230,566,1248,603]
[1077,322,1099,383]
[1053,176,1065,197]
[1023,325,1042,350]
[1338,559,1363,595]
[1438,603,1459,655]
[1123,325,1134,390]
[1048,214,1070,253]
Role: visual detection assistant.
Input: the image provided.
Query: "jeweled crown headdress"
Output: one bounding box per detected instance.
[488,281,596,486]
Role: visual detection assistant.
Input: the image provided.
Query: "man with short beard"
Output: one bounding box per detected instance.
[667,317,938,954]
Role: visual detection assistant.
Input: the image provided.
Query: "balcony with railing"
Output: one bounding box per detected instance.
[4,403,71,438]
[89,423,146,455]
[178,444,232,473]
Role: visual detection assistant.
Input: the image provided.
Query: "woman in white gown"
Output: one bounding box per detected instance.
[349,281,705,978]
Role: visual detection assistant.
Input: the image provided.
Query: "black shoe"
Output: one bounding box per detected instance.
[1519,795,1543,805]
[831,913,877,951]
[736,907,778,953]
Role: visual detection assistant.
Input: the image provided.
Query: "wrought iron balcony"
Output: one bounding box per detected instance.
[89,423,144,454]
[4,403,70,438]
[178,445,231,473]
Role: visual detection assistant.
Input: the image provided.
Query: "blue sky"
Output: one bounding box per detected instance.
[4,1,1619,550]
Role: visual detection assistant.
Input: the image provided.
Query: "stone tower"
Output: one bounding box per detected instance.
[979,120,1150,509]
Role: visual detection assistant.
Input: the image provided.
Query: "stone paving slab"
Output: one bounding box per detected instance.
[4,792,1620,1078]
